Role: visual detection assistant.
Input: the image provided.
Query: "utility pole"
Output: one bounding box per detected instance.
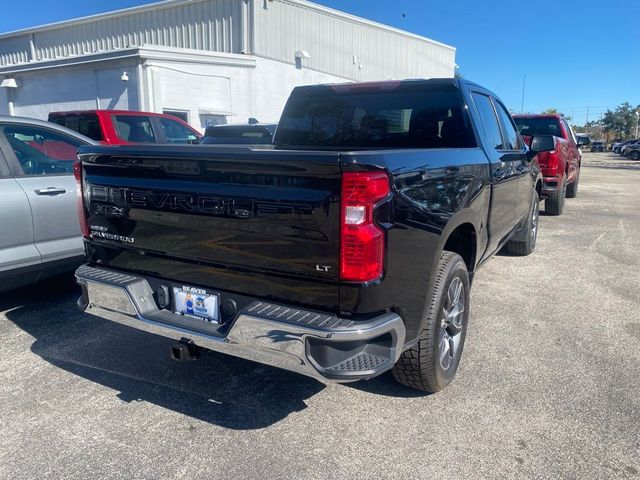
[520,74,526,114]
[585,106,589,134]
[635,111,639,139]
[600,112,603,141]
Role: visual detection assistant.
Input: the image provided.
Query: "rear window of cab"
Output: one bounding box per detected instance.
[514,117,564,138]
[49,114,103,141]
[275,86,476,149]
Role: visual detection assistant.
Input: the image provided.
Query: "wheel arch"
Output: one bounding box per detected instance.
[441,222,477,274]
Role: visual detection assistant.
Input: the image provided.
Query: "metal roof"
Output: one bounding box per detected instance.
[0,0,454,51]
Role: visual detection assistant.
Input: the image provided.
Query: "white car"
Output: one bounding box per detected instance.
[0,116,95,292]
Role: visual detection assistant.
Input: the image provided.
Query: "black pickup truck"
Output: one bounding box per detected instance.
[74,78,550,392]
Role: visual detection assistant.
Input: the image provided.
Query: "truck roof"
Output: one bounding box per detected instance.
[48,110,170,117]
[291,78,460,94]
[513,113,564,120]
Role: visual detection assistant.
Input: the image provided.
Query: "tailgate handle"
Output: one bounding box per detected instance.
[34,187,67,195]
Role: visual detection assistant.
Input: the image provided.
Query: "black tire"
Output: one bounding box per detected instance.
[630,150,640,161]
[504,190,539,256]
[566,167,580,198]
[545,175,566,215]
[392,251,470,393]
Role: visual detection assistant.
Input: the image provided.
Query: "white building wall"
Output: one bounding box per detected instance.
[0,0,455,79]
[141,53,349,130]
[144,58,254,130]
[0,0,245,67]
[5,61,139,119]
[0,0,456,127]
[252,56,350,123]
[0,87,8,115]
[252,0,456,81]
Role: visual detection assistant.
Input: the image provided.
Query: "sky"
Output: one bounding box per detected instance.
[1,0,638,125]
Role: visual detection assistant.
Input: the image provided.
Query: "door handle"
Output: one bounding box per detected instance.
[34,187,67,195]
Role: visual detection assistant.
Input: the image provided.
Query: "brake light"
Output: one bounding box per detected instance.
[74,161,90,238]
[546,149,560,172]
[340,171,390,282]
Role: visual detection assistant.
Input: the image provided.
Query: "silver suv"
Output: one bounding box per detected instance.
[0,116,95,292]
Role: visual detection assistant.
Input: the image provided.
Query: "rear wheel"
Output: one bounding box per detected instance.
[630,150,640,161]
[504,190,539,256]
[566,167,580,198]
[545,175,566,215]
[392,251,470,393]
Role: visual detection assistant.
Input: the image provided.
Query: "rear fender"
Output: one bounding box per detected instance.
[435,209,482,273]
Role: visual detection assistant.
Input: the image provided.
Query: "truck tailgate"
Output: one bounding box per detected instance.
[78,145,342,311]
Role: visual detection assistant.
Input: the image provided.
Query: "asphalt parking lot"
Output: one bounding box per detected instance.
[1,151,638,480]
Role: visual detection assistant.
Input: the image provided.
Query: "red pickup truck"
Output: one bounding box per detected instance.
[513,114,588,215]
[48,110,202,145]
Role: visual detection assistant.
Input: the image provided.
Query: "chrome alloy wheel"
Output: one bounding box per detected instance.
[439,277,465,370]
[531,200,539,244]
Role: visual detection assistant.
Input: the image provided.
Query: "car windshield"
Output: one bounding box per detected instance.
[514,117,564,138]
[275,85,476,149]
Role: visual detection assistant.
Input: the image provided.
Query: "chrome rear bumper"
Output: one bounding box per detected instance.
[75,265,405,383]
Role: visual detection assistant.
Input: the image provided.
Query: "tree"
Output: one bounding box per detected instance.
[602,102,639,139]
[541,108,572,122]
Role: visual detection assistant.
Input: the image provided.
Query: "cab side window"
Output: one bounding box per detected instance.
[114,115,156,143]
[2,125,82,176]
[494,101,521,151]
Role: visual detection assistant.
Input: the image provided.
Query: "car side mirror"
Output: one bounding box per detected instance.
[529,135,555,157]
[576,136,590,147]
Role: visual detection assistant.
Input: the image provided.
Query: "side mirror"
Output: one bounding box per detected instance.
[576,136,590,147]
[530,135,556,155]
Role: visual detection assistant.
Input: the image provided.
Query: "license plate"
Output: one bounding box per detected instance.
[173,286,219,323]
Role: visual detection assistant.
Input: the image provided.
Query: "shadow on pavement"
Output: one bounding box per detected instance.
[347,370,431,398]
[583,162,640,171]
[2,277,326,430]
[2,276,421,428]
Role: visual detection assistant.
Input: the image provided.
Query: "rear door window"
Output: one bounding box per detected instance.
[562,119,577,144]
[493,101,521,150]
[113,115,156,143]
[471,93,504,150]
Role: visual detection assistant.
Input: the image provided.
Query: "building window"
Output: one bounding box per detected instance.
[163,109,190,123]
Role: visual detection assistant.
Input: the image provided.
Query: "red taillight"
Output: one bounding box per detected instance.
[535,137,558,172]
[74,161,90,238]
[546,150,560,172]
[340,171,390,282]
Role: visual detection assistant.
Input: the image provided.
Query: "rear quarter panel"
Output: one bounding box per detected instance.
[339,148,491,342]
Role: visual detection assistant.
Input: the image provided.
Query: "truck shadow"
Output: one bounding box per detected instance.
[582,162,640,171]
[2,278,421,428]
[2,278,325,430]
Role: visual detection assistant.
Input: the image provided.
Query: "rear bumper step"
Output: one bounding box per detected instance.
[75,265,405,383]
